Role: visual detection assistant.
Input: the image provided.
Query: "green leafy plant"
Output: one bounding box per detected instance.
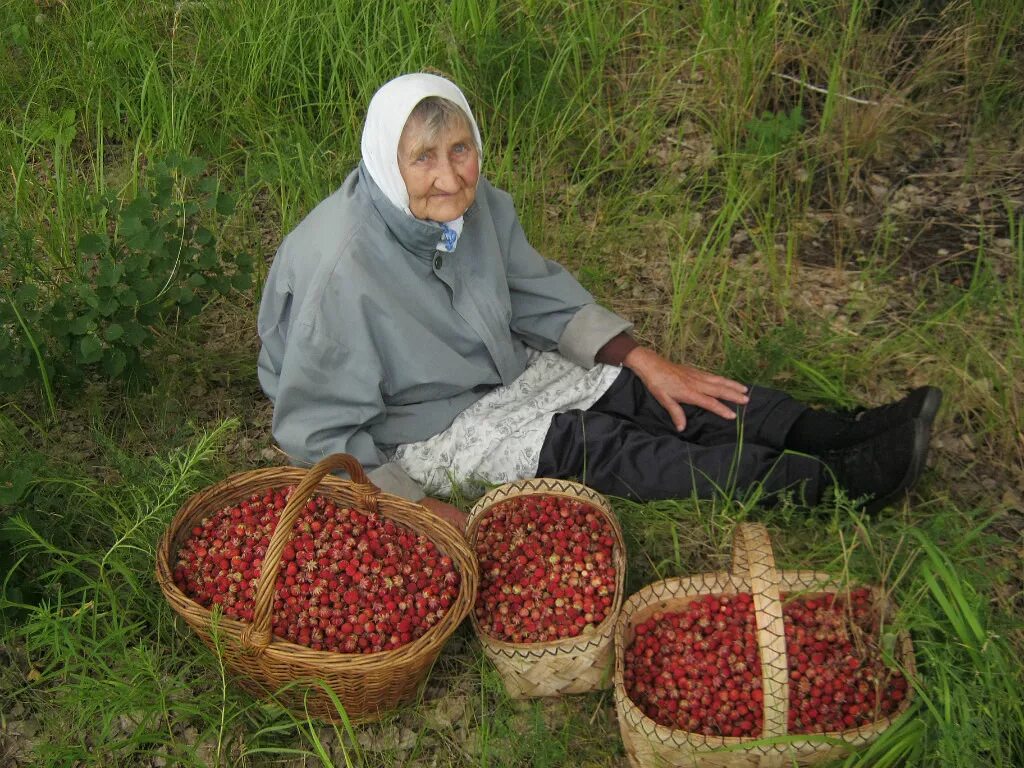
[0,156,253,397]
[742,106,806,157]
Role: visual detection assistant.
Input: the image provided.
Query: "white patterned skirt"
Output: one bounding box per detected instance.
[391,351,621,496]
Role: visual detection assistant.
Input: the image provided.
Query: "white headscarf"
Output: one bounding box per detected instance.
[361,73,483,251]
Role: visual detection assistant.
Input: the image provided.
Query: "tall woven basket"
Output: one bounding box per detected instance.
[155,454,478,723]
[466,478,627,698]
[614,523,916,768]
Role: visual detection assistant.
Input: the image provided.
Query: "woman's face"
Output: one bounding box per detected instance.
[397,114,479,222]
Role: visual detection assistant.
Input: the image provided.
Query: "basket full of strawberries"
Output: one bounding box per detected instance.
[614,523,915,767]
[467,478,627,698]
[155,454,478,723]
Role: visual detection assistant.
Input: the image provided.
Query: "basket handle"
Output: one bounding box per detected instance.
[731,523,790,739]
[239,453,381,654]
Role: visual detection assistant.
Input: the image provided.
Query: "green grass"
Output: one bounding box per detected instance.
[2,0,1023,766]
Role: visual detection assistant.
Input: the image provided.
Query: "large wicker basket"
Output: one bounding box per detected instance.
[614,523,916,767]
[466,478,627,698]
[155,453,478,723]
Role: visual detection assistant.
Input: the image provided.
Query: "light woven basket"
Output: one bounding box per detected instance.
[155,453,478,723]
[466,478,627,698]
[614,523,916,768]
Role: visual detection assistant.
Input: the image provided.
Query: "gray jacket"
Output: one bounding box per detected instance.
[257,164,630,499]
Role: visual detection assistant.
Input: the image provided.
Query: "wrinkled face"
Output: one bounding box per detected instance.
[397,113,479,222]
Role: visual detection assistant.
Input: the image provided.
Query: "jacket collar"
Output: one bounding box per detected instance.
[358,162,477,259]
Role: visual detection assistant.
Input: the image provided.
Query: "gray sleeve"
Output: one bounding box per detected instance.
[558,304,634,369]
[367,462,426,501]
[268,320,426,500]
[498,197,605,352]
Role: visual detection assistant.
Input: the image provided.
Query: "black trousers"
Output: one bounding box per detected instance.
[536,370,824,503]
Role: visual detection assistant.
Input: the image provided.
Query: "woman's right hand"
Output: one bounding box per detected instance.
[417,496,468,534]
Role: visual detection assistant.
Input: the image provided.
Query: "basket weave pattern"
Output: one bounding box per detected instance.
[613,523,916,768]
[466,478,627,698]
[155,454,478,723]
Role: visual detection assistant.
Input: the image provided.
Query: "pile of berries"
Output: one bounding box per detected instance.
[172,487,460,654]
[623,588,909,737]
[473,493,618,643]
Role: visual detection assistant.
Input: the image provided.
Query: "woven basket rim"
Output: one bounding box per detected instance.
[466,477,626,654]
[155,462,478,668]
[613,568,917,746]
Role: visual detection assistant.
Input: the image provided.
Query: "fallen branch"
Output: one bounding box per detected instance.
[774,72,881,106]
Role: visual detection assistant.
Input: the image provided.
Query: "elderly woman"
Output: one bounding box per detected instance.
[257,73,940,531]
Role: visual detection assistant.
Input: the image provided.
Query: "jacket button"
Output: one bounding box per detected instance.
[433,255,443,270]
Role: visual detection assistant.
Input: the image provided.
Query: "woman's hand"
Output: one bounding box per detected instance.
[417,496,468,534]
[622,346,749,431]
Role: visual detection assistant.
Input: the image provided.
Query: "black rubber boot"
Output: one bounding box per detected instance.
[820,418,930,514]
[845,386,943,431]
[785,386,942,453]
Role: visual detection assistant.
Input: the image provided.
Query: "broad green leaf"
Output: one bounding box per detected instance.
[0,466,33,504]
[120,214,147,239]
[96,260,124,288]
[97,296,119,317]
[101,348,127,377]
[198,247,219,269]
[69,314,97,335]
[122,197,151,219]
[78,233,107,255]
[181,157,206,177]
[153,174,173,207]
[180,298,203,319]
[124,252,151,275]
[116,286,138,306]
[145,230,168,255]
[215,192,235,216]
[104,323,124,342]
[230,272,252,291]
[14,284,38,304]
[78,284,100,308]
[77,334,103,364]
[194,226,213,245]
[121,321,148,347]
[188,273,206,288]
[135,279,159,303]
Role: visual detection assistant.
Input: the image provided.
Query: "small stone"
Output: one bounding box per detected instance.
[7,717,39,739]
[423,694,468,730]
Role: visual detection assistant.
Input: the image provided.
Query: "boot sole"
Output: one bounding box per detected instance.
[864,418,930,516]
[916,386,943,430]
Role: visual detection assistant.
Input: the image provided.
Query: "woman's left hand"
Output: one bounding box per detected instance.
[417,496,468,534]
[622,346,749,432]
